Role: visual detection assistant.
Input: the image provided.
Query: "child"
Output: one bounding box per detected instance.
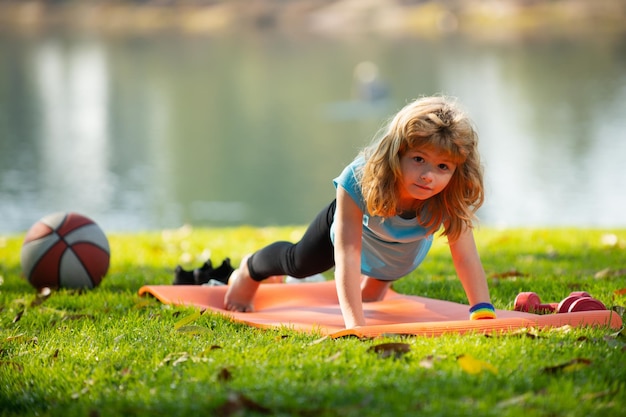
[225,96,496,329]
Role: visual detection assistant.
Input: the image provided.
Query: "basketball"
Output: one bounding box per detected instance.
[21,212,110,290]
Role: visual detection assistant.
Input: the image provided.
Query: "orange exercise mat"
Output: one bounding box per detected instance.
[138,281,622,338]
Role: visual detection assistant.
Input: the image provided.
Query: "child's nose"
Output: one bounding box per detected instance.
[420,169,434,182]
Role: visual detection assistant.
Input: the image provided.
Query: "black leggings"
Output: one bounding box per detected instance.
[247,200,337,282]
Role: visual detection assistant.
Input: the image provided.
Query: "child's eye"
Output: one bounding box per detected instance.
[438,164,449,170]
[413,156,425,163]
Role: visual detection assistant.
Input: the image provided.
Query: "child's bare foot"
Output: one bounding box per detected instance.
[361,276,391,302]
[224,255,260,312]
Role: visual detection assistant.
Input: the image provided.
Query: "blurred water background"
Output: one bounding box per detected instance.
[1,0,625,233]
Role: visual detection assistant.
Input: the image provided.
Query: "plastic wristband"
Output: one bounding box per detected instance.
[469,302,496,320]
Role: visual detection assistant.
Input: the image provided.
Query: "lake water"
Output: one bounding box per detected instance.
[1,32,625,234]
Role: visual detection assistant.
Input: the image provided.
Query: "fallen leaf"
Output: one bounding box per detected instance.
[582,388,618,401]
[608,329,624,340]
[309,336,329,345]
[12,310,24,323]
[368,342,410,359]
[418,355,444,369]
[419,357,435,369]
[594,268,626,279]
[5,334,38,346]
[490,270,528,279]
[196,345,222,357]
[542,358,591,374]
[172,355,188,367]
[457,354,498,375]
[30,287,52,307]
[550,325,573,334]
[5,333,26,342]
[614,288,626,296]
[0,361,24,371]
[176,325,209,335]
[507,328,542,339]
[174,310,202,330]
[215,392,271,417]
[217,367,233,382]
[156,351,211,370]
[496,392,533,408]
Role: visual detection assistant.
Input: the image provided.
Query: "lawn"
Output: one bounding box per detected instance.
[1,226,625,417]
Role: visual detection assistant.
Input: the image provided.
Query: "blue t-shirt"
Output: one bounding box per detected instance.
[331,158,434,281]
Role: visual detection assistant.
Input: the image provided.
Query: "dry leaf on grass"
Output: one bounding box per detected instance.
[216,391,271,417]
[496,392,533,408]
[418,355,445,369]
[5,333,26,342]
[594,268,626,279]
[490,270,528,279]
[368,342,411,359]
[542,358,591,374]
[176,325,209,335]
[12,310,24,323]
[0,361,23,372]
[30,287,52,307]
[217,367,233,382]
[309,336,329,345]
[501,328,543,339]
[4,334,37,346]
[200,345,223,355]
[325,351,342,362]
[457,354,498,375]
[581,389,619,401]
[174,310,202,330]
[156,352,211,370]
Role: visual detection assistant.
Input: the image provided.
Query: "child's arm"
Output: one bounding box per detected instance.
[334,186,366,328]
[448,225,493,309]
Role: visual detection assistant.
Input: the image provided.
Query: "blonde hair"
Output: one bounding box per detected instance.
[358,96,484,242]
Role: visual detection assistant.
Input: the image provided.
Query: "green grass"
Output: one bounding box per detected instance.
[1,227,625,417]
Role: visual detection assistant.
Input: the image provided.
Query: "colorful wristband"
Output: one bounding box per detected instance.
[469,302,496,320]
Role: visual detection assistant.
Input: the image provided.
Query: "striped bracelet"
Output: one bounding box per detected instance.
[469,302,497,320]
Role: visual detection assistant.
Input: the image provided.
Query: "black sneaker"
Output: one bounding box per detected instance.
[194,258,234,285]
[173,265,197,285]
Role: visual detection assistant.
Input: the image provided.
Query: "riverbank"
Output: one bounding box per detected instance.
[1,0,625,40]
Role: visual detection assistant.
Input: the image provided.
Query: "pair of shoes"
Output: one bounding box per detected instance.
[195,258,234,285]
[173,265,196,285]
[173,258,234,285]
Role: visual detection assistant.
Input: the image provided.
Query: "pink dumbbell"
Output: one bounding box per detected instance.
[514,291,606,314]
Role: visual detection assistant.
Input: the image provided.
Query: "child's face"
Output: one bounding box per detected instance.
[397,146,457,204]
